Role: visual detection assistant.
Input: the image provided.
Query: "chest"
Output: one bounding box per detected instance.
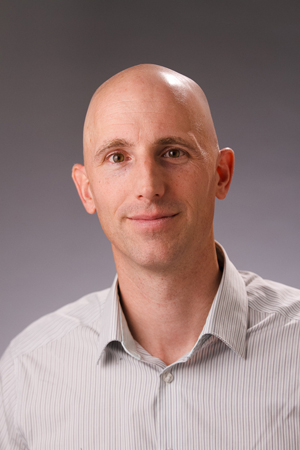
[17,339,299,450]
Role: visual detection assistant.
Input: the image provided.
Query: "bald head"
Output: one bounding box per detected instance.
[83,64,219,162]
[72,64,234,269]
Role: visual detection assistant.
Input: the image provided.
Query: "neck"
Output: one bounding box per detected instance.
[114,239,222,366]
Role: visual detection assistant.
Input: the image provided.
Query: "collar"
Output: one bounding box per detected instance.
[190,242,248,359]
[97,243,248,362]
[97,275,141,361]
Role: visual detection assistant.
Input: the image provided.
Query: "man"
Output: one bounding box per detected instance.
[1,64,299,449]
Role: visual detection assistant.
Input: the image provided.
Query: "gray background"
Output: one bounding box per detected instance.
[1,0,299,355]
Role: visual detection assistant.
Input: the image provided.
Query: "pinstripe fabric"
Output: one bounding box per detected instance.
[1,243,300,449]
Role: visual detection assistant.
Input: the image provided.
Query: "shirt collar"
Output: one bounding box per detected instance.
[97,275,141,361]
[195,242,248,359]
[97,275,121,356]
[97,243,248,362]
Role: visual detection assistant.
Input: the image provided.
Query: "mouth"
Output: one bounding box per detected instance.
[128,213,178,221]
[127,212,179,230]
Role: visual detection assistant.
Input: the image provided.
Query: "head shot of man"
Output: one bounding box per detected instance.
[1,64,299,449]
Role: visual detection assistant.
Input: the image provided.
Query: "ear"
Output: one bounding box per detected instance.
[215,148,235,200]
[72,164,96,214]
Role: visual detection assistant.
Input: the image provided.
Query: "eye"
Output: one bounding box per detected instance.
[109,153,125,163]
[163,149,185,158]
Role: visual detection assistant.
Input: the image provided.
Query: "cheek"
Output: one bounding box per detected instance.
[89,163,136,227]
[93,188,122,242]
[182,164,214,197]
[91,177,121,220]
[182,167,216,218]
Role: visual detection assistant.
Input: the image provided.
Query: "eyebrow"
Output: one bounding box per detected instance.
[93,136,196,163]
[154,136,194,149]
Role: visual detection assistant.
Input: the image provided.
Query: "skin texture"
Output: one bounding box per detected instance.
[72,64,234,365]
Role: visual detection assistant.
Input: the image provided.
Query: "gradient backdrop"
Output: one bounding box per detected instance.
[1,0,299,355]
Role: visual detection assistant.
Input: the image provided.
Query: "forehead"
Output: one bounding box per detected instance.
[95,96,191,129]
[85,83,205,153]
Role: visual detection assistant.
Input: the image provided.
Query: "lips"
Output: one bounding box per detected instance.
[126,212,179,232]
[128,213,178,221]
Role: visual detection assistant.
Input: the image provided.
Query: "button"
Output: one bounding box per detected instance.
[162,372,174,383]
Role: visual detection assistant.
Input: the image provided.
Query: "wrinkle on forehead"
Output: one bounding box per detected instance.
[83,64,219,162]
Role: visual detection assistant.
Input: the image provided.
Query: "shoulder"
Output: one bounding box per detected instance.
[239,270,300,321]
[5,287,111,360]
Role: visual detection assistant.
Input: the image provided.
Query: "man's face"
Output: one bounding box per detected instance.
[77,80,222,272]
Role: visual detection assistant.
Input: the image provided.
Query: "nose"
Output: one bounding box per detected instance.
[133,156,165,201]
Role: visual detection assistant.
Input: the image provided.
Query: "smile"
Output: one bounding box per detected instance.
[128,213,178,220]
[127,213,179,229]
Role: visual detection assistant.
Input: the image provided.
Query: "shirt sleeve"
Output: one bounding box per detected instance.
[0,346,28,449]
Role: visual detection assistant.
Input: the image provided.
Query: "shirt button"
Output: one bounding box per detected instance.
[162,372,174,383]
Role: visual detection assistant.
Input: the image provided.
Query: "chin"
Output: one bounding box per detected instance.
[123,241,186,272]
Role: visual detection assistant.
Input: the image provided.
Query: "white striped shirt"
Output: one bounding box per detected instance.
[1,243,300,449]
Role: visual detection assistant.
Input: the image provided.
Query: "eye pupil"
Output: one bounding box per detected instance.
[112,153,124,163]
[169,150,180,158]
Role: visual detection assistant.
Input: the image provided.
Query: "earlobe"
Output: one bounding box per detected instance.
[71,164,96,214]
[215,148,235,200]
